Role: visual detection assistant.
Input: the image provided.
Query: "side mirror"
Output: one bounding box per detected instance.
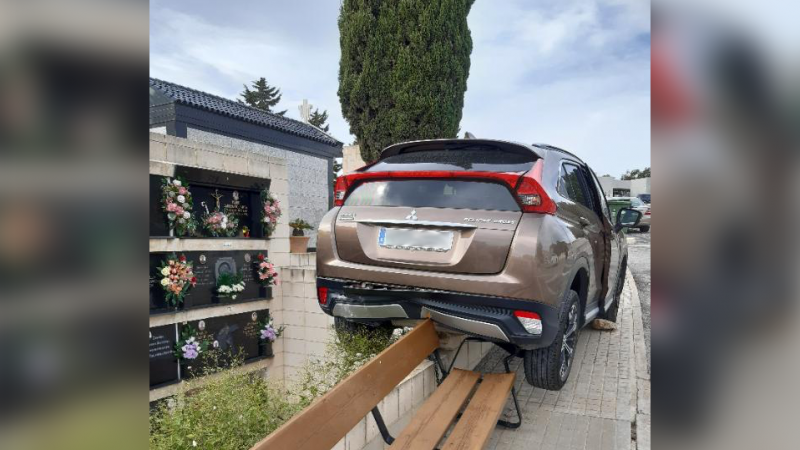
[614,207,642,232]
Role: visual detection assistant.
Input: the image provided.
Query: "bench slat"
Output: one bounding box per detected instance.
[250,319,440,450]
[389,369,481,450]
[441,372,516,450]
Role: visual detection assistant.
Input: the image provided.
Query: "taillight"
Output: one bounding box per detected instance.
[514,310,542,335]
[333,176,349,207]
[514,160,556,214]
[317,286,329,306]
[645,208,651,216]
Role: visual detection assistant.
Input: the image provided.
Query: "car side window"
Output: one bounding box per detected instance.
[560,163,593,211]
[586,168,612,222]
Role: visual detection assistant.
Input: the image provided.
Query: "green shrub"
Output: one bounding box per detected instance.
[149,327,403,450]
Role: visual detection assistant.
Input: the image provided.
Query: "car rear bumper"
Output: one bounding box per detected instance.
[317,277,560,350]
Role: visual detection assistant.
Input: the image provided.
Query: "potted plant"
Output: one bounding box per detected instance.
[215,271,245,303]
[289,219,313,253]
[254,253,278,298]
[156,253,196,310]
[257,315,284,358]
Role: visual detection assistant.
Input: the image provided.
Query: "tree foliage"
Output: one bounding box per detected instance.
[621,167,651,180]
[239,77,287,116]
[309,108,330,132]
[338,0,475,163]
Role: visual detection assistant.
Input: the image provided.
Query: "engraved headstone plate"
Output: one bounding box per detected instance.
[149,324,179,387]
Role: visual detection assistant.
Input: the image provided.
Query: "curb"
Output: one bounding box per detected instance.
[625,270,650,450]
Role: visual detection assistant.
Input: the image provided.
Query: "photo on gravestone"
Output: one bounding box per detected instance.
[174,166,270,239]
[150,250,268,313]
[149,324,179,388]
[179,310,269,377]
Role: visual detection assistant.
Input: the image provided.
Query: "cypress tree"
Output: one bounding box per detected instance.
[239,77,288,116]
[338,0,475,162]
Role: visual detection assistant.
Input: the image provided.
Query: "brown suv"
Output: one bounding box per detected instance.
[316,139,641,390]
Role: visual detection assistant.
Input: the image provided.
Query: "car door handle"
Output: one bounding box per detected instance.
[579,216,591,227]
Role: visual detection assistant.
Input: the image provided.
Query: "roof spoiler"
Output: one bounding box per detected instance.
[380,138,544,160]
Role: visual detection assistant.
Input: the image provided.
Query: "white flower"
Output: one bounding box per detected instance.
[160,277,170,286]
[220,223,227,229]
[183,212,191,219]
[186,337,195,344]
[173,179,182,187]
[161,267,170,276]
[177,195,186,203]
[192,440,197,447]
[222,215,228,223]
[232,294,237,300]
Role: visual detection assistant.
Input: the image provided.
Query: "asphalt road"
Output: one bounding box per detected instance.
[626,228,651,370]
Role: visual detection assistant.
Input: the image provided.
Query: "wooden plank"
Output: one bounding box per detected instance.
[441,372,516,450]
[389,369,481,450]
[250,319,440,450]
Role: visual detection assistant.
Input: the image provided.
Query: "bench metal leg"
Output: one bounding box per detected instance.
[371,406,395,445]
[497,353,523,429]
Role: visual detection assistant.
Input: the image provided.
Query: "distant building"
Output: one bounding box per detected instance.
[598,176,651,198]
[149,78,343,246]
[342,144,366,174]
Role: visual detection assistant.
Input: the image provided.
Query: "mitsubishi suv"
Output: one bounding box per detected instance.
[316,139,641,390]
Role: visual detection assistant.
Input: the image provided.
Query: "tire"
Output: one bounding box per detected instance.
[334,316,393,340]
[523,290,581,391]
[602,258,627,323]
[639,225,650,232]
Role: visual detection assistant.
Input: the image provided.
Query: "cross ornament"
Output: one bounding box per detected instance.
[210,189,224,211]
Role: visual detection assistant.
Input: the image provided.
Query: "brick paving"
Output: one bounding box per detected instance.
[475,272,649,450]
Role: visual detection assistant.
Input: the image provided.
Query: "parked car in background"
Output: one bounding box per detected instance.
[316,139,642,390]
[610,196,650,232]
[638,193,651,204]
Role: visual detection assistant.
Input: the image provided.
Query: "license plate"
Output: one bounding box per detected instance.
[378,227,453,252]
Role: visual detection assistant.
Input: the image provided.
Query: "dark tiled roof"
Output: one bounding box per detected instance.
[149,77,341,147]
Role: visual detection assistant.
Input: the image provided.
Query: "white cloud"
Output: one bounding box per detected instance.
[150,0,650,175]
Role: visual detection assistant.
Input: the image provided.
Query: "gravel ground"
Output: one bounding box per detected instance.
[625,229,651,370]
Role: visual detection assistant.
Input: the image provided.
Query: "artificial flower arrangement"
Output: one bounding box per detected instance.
[161,177,197,237]
[241,226,250,238]
[174,324,209,361]
[202,209,239,237]
[254,253,279,286]
[216,271,246,300]
[261,190,282,237]
[157,253,197,307]
[258,315,284,343]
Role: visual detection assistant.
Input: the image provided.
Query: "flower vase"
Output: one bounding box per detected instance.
[258,340,274,358]
[169,226,175,238]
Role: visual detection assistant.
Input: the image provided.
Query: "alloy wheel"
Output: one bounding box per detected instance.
[560,303,579,380]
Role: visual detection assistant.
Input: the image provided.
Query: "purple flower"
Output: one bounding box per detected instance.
[182,341,201,359]
[260,326,277,342]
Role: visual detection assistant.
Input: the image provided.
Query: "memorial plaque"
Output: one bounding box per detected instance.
[150,167,271,238]
[150,250,273,313]
[178,309,272,377]
[149,324,179,388]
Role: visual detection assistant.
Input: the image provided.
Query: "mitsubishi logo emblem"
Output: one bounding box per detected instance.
[406,209,418,221]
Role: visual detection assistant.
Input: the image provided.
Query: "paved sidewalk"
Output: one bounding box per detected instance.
[476,271,650,450]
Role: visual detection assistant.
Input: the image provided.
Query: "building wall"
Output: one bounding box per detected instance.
[184,127,330,247]
[599,176,651,198]
[342,144,366,174]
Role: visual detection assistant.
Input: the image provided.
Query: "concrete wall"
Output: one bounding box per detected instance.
[599,176,651,198]
[184,127,331,247]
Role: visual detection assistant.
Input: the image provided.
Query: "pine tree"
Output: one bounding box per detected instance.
[239,77,287,116]
[308,108,330,132]
[338,0,475,162]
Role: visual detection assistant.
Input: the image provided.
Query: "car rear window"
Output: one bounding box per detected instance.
[344,179,520,211]
[365,148,536,173]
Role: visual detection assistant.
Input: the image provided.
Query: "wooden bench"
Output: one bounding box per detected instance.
[250,319,521,450]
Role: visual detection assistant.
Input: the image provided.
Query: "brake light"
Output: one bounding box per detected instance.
[331,163,556,215]
[645,208,651,216]
[514,160,556,214]
[514,310,542,335]
[317,286,329,306]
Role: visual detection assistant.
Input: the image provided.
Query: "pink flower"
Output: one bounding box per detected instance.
[175,207,184,216]
[178,187,187,195]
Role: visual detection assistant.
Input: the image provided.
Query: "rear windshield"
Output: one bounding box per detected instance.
[344,179,520,211]
[365,148,536,173]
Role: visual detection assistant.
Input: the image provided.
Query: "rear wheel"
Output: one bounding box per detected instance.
[639,225,650,232]
[523,290,581,390]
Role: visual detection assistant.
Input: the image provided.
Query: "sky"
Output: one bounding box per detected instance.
[150,0,650,178]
